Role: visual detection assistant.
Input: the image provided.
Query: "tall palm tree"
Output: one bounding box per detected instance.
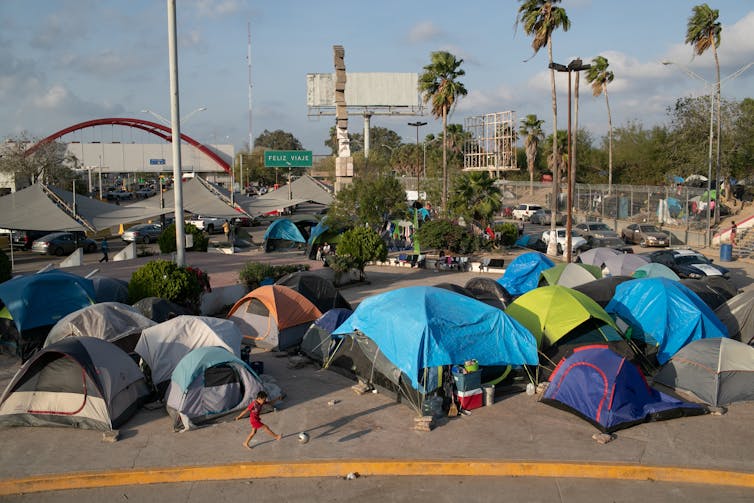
[419,51,468,214]
[519,114,545,194]
[686,3,722,223]
[448,171,502,225]
[516,0,570,255]
[586,56,614,194]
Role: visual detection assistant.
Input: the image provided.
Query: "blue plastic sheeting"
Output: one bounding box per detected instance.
[264,218,306,243]
[605,277,728,364]
[497,252,554,296]
[307,219,329,245]
[542,345,705,433]
[0,271,95,332]
[313,308,353,333]
[333,286,538,388]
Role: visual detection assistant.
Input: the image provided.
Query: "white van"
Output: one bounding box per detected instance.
[512,204,542,221]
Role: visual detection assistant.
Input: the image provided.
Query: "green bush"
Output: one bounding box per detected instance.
[336,227,387,280]
[415,219,477,254]
[158,223,209,253]
[0,249,11,284]
[128,260,211,313]
[238,262,309,290]
[494,222,519,246]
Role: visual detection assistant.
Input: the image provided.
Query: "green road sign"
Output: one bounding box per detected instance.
[263,150,313,168]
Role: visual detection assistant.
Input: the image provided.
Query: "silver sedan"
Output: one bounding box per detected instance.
[121,223,163,244]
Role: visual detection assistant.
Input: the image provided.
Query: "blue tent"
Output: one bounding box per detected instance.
[313,307,353,333]
[332,286,538,388]
[542,345,705,433]
[307,219,329,246]
[264,218,306,243]
[0,271,94,332]
[300,308,353,363]
[605,277,728,364]
[497,252,554,297]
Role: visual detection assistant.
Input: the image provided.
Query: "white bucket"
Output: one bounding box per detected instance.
[483,384,495,406]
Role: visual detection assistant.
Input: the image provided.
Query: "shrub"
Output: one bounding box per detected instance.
[238,261,309,290]
[415,219,477,254]
[494,222,519,246]
[158,223,209,253]
[128,260,211,313]
[336,227,387,280]
[0,249,11,284]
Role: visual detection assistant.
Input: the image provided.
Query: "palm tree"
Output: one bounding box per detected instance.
[419,51,468,214]
[586,56,615,194]
[519,114,545,194]
[448,171,502,225]
[686,3,721,223]
[516,0,570,255]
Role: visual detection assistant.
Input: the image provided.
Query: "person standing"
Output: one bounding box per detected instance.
[222,220,230,242]
[99,238,109,263]
[731,220,737,246]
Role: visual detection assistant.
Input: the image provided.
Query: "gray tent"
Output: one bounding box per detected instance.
[653,338,754,407]
[715,290,754,344]
[134,315,242,391]
[165,346,264,432]
[132,297,193,323]
[91,277,130,304]
[0,336,149,431]
[44,302,156,353]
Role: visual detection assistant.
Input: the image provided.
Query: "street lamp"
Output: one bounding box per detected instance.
[661,61,754,239]
[141,106,207,126]
[550,58,591,263]
[408,121,427,196]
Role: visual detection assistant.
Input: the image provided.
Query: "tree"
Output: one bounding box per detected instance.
[686,3,722,218]
[516,0,570,255]
[519,114,545,193]
[419,51,468,213]
[253,129,303,151]
[586,56,615,194]
[326,175,407,231]
[448,171,502,225]
[336,226,388,281]
[0,133,82,190]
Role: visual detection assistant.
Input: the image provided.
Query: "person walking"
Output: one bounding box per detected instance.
[731,220,737,246]
[99,238,109,263]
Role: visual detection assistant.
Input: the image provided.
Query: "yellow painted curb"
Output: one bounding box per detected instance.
[1,460,753,495]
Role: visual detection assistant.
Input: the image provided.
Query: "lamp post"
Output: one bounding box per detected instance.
[661,61,753,243]
[408,121,427,197]
[550,58,591,263]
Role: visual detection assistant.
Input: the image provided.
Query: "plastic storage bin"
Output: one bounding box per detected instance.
[452,370,481,392]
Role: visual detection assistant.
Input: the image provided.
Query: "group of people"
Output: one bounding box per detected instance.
[315,242,331,262]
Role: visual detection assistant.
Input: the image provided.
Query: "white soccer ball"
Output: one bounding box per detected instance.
[298,432,310,444]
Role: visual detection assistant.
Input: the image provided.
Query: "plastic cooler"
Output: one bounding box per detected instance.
[455,388,483,410]
[452,370,481,392]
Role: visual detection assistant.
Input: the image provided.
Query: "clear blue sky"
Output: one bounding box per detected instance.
[2,1,753,155]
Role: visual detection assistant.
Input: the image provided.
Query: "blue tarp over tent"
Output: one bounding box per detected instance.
[307,219,329,246]
[314,307,353,333]
[542,345,705,433]
[498,252,554,296]
[264,218,306,243]
[605,277,728,364]
[0,270,95,332]
[332,286,538,388]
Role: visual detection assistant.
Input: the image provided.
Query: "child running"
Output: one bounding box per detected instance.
[236,390,282,449]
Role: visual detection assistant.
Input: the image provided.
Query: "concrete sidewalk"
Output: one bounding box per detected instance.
[1,249,754,499]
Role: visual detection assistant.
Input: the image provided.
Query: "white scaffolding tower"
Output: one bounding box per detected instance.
[463,111,518,177]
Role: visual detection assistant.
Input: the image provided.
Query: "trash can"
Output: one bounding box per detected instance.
[720,243,733,262]
[483,384,495,406]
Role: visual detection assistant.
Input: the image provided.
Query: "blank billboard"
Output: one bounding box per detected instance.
[307,72,420,108]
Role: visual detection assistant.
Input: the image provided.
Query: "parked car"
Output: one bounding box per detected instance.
[134,187,156,198]
[529,209,564,226]
[621,223,670,247]
[512,204,543,221]
[11,230,51,250]
[31,232,98,256]
[647,249,730,279]
[574,221,619,239]
[186,215,225,234]
[541,227,588,255]
[581,235,634,253]
[106,189,134,201]
[121,223,163,244]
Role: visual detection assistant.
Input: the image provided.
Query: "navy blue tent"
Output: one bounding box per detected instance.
[497,252,554,297]
[300,308,353,363]
[605,277,728,364]
[542,345,706,433]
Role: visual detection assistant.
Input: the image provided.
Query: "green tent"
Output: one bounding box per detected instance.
[505,285,621,349]
[539,263,602,288]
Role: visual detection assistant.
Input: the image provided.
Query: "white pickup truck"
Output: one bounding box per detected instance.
[186,215,225,234]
